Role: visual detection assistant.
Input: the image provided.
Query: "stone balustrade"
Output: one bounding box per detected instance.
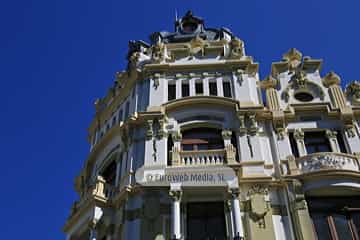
[282,152,360,175]
[296,152,360,174]
[180,149,226,166]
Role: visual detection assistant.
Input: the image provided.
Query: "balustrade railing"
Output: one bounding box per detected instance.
[180,149,226,166]
[282,152,360,175]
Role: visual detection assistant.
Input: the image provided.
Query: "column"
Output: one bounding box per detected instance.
[230,189,244,240]
[169,189,182,240]
[294,129,306,156]
[325,130,340,152]
[89,228,97,240]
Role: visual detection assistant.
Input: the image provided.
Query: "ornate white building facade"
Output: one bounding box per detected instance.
[63,11,360,240]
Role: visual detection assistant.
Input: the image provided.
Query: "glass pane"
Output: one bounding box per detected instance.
[306,145,317,154]
[168,84,176,101]
[195,82,203,94]
[311,214,332,240]
[209,81,217,96]
[182,83,189,97]
[223,81,232,98]
[333,214,353,240]
[352,213,360,239]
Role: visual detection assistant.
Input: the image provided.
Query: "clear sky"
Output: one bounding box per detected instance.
[1,0,360,239]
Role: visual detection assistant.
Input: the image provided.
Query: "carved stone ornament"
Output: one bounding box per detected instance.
[293,129,304,140]
[298,153,359,173]
[151,42,166,63]
[189,35,207,56]
[221,130,232,140]
[247,184,269,196]
[169,190,182,201]
[261,75,279,89]
[345,124,356,138]
[171,131,182,142]
[247,185,270,228]
[322,71,341,88]
[146,120,153,139]
[229,37,244,58]
[283,48,302,70]
[152,73,161,89]
[346,81,360,104]
[325,130,337,139]
[248,114,259,135]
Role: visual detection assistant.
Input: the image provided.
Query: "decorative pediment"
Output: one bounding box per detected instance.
[272,48,322,76]
[283,48,302,70]
[281,70,325,102]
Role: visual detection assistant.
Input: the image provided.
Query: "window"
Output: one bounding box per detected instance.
[336,131,347,153]
[294,91,314,102]
[289,131,332,156]
[181,128,224,151]
[182,82,190,97]
[308,197,360,240]
[118,109,123,122]
[289,132,300,157]
[209,81,217,96]
[112,116,116,126]
[168,84,176,101]
[101,161,117,185]
[132,87,136,98]
[195,81,203,95]
[105,121,110,132]
[125,102,130,118]
[304,131,331,154]
[223,81,232,98]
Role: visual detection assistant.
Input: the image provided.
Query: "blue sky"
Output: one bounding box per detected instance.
[1,0,360,239]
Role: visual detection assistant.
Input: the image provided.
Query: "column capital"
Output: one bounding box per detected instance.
[325,129,337,139]
[293,128,304,140]
[222,130,233,140]
[172,131,182,142]
[228,188,240,199]
[169,189,182,201]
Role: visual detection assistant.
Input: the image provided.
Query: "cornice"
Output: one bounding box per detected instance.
[143,59,258,74]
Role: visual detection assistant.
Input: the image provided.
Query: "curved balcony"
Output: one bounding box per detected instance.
[296,152,360,174]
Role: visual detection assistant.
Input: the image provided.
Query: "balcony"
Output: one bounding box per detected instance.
[68,176,115,218]
[171,145,237,166]
[283,152,360,175]
[180,149,226,165]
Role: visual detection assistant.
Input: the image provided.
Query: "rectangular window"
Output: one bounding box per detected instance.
[223,81,232,98]
[195,81,203,95]
[182,82,190,97]
[336,131,347,153]
[209,81,217,96]
[118,109,123,122]
[132,86,136,98]
[289,132,299,157]
[168,84,176,101]
[125,102,130,118]
[304,131,331,154]
[308,197,360,240]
